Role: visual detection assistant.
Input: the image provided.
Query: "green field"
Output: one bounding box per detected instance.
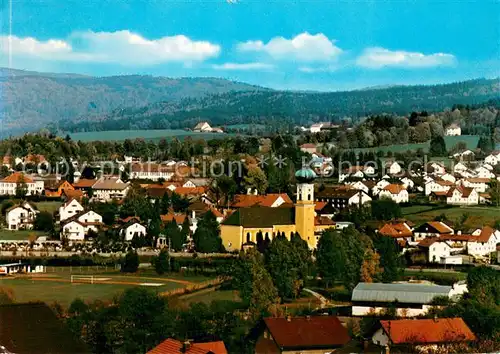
[403,206,500,229]
[0,268,213,305]
[180,289,241,305]
[348,135,480,154]
[68,129,242,142]
[0,229,45,241]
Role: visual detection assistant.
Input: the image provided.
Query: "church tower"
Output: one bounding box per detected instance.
[294,167,317,249]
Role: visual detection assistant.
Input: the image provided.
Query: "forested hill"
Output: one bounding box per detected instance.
[0,68,265,132]
[57,78,500,132]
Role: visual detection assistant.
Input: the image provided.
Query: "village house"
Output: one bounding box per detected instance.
[255,316,351,354]
[484,151,500,166]
[400,177,415,190]
[44,179,75,198]
[316,187,372,211]
[385,161,402,175]
[129,163,176,181]
[426,161,447,175]
[352,282,467,317]
[0,172,44,196]
[453,162,468,173]
[147,338,227,354]
[92,176,130,202]
[468,226,500,257]
[120,222,147,241]
[193,121,212,132]
[372,179,391,196]
[59,198,85,222]
[61,210,103,241]
[339,165,376,182]
[378,221,413,245]
[378,184,409,203]
[6,202,39,230]
[445,123,461,136]
[462,177,490,193]
[417,238,459,264]
[453,149,475,159]
[372,318,475,351]
[475,166,495,179]
[413,221,454,241]
[425,178,454,196]
[446,185,479,205]
[347,180,374,195]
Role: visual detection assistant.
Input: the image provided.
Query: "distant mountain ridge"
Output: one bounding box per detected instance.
[0,68,266,133]
[0,67,498,134]
[57,78,500,133]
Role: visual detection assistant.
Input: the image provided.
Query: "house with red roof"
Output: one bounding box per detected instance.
[469,226,500,257]
[0,172,45,196]
[255,316,351,354]
[446,185,479,205]
[378,184,409,203]
[372,318,475,350]
[378,221,413,244]
[147,338,227,354]
[230,193,293,209]
[413,221,454,241]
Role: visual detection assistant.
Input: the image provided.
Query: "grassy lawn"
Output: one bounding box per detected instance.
[401,205,441,215]
[0,229,45,241]
[34,201,61,214]
[0,268,213,306]
[404,206,500,228]
[180,289,241,305]
[68,129,243,142]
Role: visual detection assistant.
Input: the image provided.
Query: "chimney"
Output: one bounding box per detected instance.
[286,315,292,322]
[433,315,438,322]
[306,315,311,321]
[457,230,462,235]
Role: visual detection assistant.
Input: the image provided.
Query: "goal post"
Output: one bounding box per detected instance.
[70,275,95,284]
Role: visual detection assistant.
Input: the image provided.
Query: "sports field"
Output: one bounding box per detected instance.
[0,268,214,305]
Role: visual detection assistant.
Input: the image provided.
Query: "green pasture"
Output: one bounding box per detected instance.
[68,129,243,142]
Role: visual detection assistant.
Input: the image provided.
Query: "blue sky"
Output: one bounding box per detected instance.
[0,0,498,90]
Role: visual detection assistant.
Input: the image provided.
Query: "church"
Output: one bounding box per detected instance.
[220,167,335,250]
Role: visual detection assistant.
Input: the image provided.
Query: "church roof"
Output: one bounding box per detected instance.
[295,167,316,182]
[221,207,294,228]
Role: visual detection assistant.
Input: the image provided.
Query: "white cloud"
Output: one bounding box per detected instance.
[237,32,342,62]
[212,62,274,71]
[0,31,220,65]
[357,47,456,69]
[299,65,339,73]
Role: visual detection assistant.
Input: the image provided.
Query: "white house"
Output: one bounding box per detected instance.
[427,162,447,175]
[468,226,500,257]
[418,238,453,263]
[92,177,130,202]
[193,121,212,132]
[129,163,176,181]
[59,198,84,222]
[121,222,147,241]
[440,173,456,183]
[385,161,402,175]
[462,178,490,193]
[425,179,454,196]
[61,210,103,241]
[475,166,495,179]
[309,123,324,133]
[61,221,87,241]
[299,143,317,154]
[446,185,479,205]
[400,177,415,190]
[484,151,500,166]
[413,221,454,241]
[348,181,371,194]
[373,179,391,196]
[6,202,39,230]
[453,162,468,173]
[378,184,409,203]
[453,150,475,159]
[445,123,461,136]
[0,172,44,196]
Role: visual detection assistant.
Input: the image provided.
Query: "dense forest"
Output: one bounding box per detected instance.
[1,68,264,133]
[55,78,500,133]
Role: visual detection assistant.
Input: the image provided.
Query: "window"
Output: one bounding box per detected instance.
[246,232,251,243]
[307,194,311,201]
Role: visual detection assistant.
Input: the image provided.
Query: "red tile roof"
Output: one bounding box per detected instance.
[173,187,206,196]
[62,189,84,200]
[427,221,453,234]
[380,318,476,345]
[231,194,293,208]
[147,338,226,354]
[447,185,474,198]
[1,172,33,183]
[314,201,328,211]
[315,216,335,226]
[263,316,350,349]
[73,179,97,188]
[475,226,496,243]
[379,222,413,238]
[383,184,406,195]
